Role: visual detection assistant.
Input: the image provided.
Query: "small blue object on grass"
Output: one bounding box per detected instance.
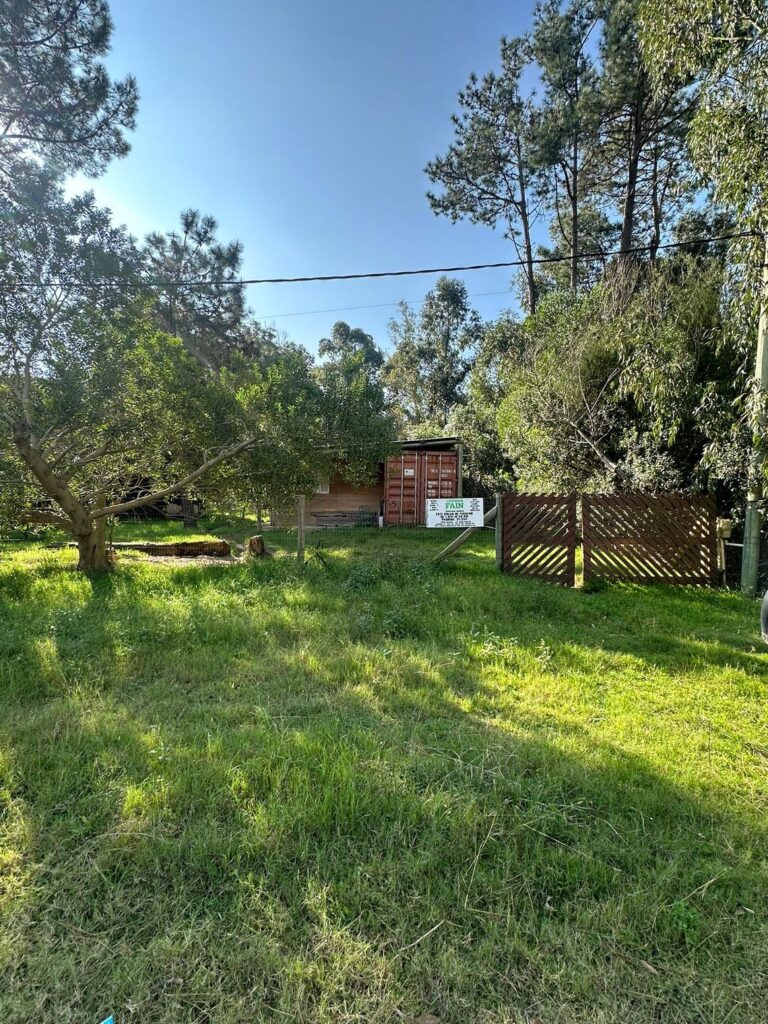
[100,1017,114,1024]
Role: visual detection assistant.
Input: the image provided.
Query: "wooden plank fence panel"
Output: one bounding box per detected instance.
[582,493,717,586]
[502,493,576,587]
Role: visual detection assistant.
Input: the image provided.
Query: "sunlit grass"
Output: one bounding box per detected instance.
[0,525,766,1023]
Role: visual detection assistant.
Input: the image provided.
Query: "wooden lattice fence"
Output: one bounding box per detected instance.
[499,492,718,587]
[582,493,718,586]
[501,493,577,587]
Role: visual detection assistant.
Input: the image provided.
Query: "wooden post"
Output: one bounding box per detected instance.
[582,493,591,586]
[495,492,503,571]
[742,234,768,596]
[433,502,497,564]
[296,494,306,564]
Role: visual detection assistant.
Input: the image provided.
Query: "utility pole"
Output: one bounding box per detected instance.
[741,235,768,596]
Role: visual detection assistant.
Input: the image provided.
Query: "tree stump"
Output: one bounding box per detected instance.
[247,535,272,558]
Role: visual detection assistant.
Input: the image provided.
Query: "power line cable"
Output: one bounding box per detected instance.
[254,288,516,321]
[6,230,758,292]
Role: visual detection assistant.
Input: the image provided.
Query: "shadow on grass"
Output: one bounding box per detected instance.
[0,545,766,1023]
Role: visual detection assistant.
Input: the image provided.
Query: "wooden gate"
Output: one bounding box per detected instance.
[501,493,577,587]
[582,493,717,586]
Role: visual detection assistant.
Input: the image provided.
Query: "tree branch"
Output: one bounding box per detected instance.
[68,442,127,471]
[19,509,73,531]
[568,419,630,484]
[94,436,256,518]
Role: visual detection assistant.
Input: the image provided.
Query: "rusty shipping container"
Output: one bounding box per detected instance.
[384,450,459,525]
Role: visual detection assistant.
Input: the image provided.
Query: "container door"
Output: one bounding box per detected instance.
[385,452,419,525]
[414,452,458,524]
[439,452,458,498]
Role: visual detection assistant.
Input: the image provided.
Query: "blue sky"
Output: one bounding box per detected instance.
[70,0,540,353]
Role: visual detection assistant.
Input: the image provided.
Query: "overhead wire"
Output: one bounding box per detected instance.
[4,230,758,294]
[253,288,516,321]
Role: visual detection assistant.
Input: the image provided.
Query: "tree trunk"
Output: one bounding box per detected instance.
[75,527,110,572]
[570,141,579,291]
[649,146,664,266]
[619,102,644,261]
[13,426,109,571]
[516,135,537,314]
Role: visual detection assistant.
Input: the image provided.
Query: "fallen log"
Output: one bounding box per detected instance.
[67,539,231,558]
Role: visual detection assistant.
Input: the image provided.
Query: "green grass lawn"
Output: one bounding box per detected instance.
[0,524,766,1023]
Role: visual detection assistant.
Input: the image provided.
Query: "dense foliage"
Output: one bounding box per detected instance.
[0,175,393,567]
[0,8,394,569]
[3,0,767,555]
[0,0,138,177]
[396,0,766,513]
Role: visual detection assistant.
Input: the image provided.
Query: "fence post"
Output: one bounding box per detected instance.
[495,492,504,571]
[296,494,305,564]
[741,233,768,596]
[567,493,578,587]
[581,494,591,586]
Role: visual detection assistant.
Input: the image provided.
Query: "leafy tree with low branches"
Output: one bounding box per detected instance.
[497,257,743,501]
[203,339,395,523]
[0,179,393,569]
[497,287,625,491]
[0,177,247,569]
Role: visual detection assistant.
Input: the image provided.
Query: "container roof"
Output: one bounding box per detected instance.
[397,436,460,451]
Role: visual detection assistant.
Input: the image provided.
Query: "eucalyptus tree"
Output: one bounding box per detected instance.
[384,277,483,431]
[639,0,768,591]
[318,321,384,379]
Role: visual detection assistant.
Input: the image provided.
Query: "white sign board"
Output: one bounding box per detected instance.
[426,497,484,529]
